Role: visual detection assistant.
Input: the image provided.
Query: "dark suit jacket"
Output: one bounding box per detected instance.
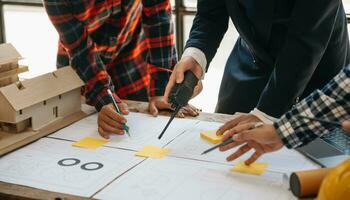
[185,0,350,117]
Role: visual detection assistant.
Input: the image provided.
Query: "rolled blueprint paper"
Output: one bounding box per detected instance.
[289,168,332,198]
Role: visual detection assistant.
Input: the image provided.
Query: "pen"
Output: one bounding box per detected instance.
[107,89,130,137]
[298,115,342,127]
[201,138,234,155]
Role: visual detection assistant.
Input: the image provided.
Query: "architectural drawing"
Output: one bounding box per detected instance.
[0,138,144,197]
[49,112,199,150]
[168,121,320,174]
[95,157,294,200]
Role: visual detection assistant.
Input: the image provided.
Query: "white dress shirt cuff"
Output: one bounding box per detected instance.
[250,108,277,124]
[181,47,207,79]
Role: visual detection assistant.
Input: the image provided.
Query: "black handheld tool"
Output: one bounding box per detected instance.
[158,70,199,139]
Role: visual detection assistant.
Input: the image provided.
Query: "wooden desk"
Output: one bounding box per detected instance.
[0,100,234,200]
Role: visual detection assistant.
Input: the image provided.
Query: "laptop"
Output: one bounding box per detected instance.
[297,128,350,167]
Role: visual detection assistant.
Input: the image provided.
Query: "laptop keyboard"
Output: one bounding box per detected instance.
[321,128,350,155]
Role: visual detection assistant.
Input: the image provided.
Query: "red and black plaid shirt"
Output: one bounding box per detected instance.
[43,0,177,111]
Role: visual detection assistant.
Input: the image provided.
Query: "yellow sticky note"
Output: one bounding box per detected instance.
[135,145,170,159]
[200,130,223,144]
[230,161,269,176]
[72,137,108,150]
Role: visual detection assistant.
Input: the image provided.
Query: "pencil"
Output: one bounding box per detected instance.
[107,89,131,137]
[201,138,234,155]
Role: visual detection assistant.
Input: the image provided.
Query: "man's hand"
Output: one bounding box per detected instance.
[164,56,203,102]
[98,102,129,139]
[148,96,171,117]
[216,113,261,136]
[148,96,200,117]
[342,120,350,133]
[219,123,284,165]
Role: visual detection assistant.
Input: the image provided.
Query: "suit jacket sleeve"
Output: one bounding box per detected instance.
[257,0,343,117]
[185,0,229,70]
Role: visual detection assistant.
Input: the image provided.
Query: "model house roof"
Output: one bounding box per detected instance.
[0,67,84,111]
[0,43,22,66]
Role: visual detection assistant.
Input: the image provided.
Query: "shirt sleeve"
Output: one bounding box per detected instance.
[274,65,350,149]
[142,0,177,96]
[250,108,277,124]
[43,0,120,111]
[182,47,207,79]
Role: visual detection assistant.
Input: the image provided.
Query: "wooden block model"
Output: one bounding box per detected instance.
[0,66,84,133]
[0,43,29,87]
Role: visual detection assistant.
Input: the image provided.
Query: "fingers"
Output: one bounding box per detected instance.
[118,102,129,115]
[175,67,185,83]
[219,141,244,151]
[100,121,123,134]
[192,81,203,98]
[181,105,200,117]
[176,109,185,118]
[148,97,200,118]
[154,97,172,110]
[174,59,192,84]
[98,122,124,139]
[98,104,128,139]
[189,104,202,112]
[239,125,281,145]
[221,123,255,142]
[98,127,110,139]
[164,57,203,102]
[164,73,177,102]
[220,125,258,151]
[148,101,159,117]
[244,143,264,165]
[231,130,255,142]
[103,105,127,123]
[217,115,243,135]
[244,151,263,165]
[342,120,350,133]
[217,114,263,136]
[174,104,200,118]
[99,114,124,130]
[226,144,252,161]
[221,129,234,142]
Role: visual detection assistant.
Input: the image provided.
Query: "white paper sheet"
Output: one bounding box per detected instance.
[168,121,320,174]
[95,157,296,200]
[49,112,199,150]
[0,138,144,197]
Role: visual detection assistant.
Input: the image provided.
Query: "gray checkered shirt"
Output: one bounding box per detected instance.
[274,65,350,148]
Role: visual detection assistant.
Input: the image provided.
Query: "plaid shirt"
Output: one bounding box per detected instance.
[43,0,176,111]
[274,65,350,149]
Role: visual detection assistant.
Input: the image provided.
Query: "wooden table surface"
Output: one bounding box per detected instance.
[0,100,235,200]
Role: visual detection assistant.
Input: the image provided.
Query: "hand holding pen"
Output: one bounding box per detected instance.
[217,122,284,165]
[201,122,264,155]
[97,89,130,139]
